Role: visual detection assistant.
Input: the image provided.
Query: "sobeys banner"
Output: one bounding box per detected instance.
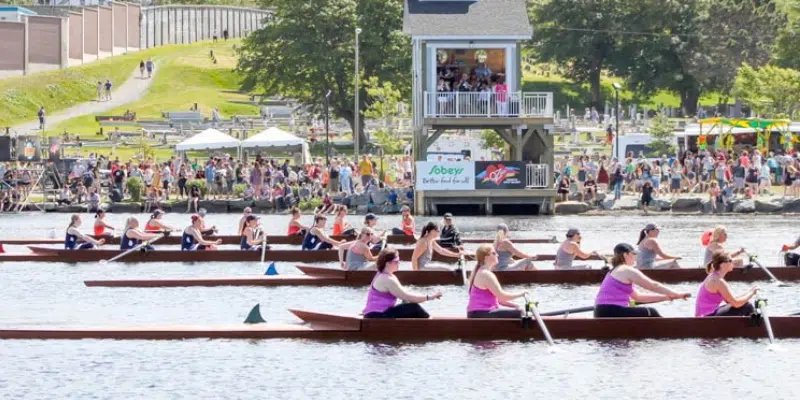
[415,161,475,190]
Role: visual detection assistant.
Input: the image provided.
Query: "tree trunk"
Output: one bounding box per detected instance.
[589,69,602,110]
[681,88,700,117]
[344,115,369,153]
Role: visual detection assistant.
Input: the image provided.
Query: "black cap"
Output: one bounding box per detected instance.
[566,228,580,237]
[364,213,378,221]
[613,243,637,256]
[246,215,260,222]
[443,213,453,219]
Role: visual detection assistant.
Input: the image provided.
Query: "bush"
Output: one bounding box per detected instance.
[186,179,208,197]
[126,177,144,202]
[233,183,248,198]
[298,197,323,211]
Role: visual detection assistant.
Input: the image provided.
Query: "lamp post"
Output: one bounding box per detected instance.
[612,83,622,160]
[354,27,362,161]
[324,90,332,167]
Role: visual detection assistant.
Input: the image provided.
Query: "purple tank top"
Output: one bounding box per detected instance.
[695,273,724,317]
[467,286,499,312]
[362,273,397,314]
[595,273,633,307]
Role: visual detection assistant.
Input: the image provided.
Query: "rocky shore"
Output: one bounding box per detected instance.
[555,194,800,215]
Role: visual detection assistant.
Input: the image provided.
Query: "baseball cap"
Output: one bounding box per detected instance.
[198,208,207,217]
[644,223,660,232]
[364,213,378,221]
[443,213,453,219]
[244,207,252,214]
[496,223,509,232]
[613,243,637,256]
[566,228,581,237]
[246,215,260,222]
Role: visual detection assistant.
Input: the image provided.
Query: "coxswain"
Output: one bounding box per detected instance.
[493,223,537,271]
[65,214,105,250]
[594,243,691,318]
[554,228,598,269]
[287,207,309,236]
[411,222,463,271]
[635,223,682,269]
[237,207,253,237]
[120,217,160,251]
[301,215,343,250]
[93,209,115,237]
[241,215,268,251]
[144,210,177,233]
[438,213,463,250]
[362,247,442,319]
[181,214,223,251]
[197,208,218,235]
[467,244,529,318]
[695,252,758,317]
[338,227,379,270]
[363,213,388,251]
[391,205,414,236]
[703,226,746,267]
[332,205,356,237]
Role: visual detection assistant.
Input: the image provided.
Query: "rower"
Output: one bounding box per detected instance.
[493,223,537,271]
[594,243,691,318]
[65,214,105,250]
[181,214,223,251]
[467,244,528,318]
[197,208,218,235]
[332,206,356,237]
[695,252,759,317]
[120,217,160,251]
[287,207,309,236]
[240,215,269,251]
[362,247,442,319]
[391,205,414,236]
[144,210,177,233]
[554,228,598,269]
[704,226,746,268]
[411,222,462,271]
[438,213,463,250]
[338,227,379,270]
[635,223,681,269]
[93,209,115,237]
[363,213,387,251]
[237,207,253,237]
[301,215,343,250]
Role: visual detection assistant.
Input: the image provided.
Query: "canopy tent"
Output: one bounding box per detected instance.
[242,127,311,164]
[175,129,240,151]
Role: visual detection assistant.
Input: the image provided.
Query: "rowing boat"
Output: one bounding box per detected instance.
[18,247,596,264]
[0,234,557,246]
[1,309,798,341]
[83,265,800,288]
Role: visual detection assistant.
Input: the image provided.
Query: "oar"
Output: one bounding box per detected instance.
[523,294,555,346]
[458,255,467,287]
[260,230,269,264]
[99,234,164,264]
[755,297,778,349]
[540,306,595,317]
[746,252,790,287]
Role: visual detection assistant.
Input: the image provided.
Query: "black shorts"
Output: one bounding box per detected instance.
[594,304,662,318]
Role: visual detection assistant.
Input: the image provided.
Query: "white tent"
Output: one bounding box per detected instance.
[242,127,311,164]
[175,128,240,151]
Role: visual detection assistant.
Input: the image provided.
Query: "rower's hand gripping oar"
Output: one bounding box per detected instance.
[99,234,164,264]
[523,293,556,347]
[754,297,779,349]
[746,252,790,287]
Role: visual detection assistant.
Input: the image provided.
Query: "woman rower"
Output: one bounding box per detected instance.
[93,209,115,237]
[241,215,268,251]
[301,215,344,250]
[237,207,253,237]
[695,252,759,317]
[338,227,379,270]
[554,228,598,269]
[467,244,529,318]
[493,224,537,271]
[287,207,309,236]
[362,247,442,319]
[120,217,161,251]
[65,214,105,250]
[332,206,356,237]
[363,213,387,251]
[636,223,681,269]
[704,226,746,267]
[181,214,223,251]
[594,243,691,318]
[391,205,415,236]
[411,222,463,271]
[144,210,177,233]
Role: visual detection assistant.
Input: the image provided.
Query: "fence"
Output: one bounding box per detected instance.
[424,92,553,118]
[525,164,549,188]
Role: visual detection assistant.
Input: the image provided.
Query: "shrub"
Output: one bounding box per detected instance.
[298,196,323,211]
[233,183,248,198]
[126,176,144,202]
[186,179,208,197]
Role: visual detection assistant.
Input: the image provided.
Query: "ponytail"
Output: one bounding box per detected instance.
[420,221,438,238]
[637,229,647,245]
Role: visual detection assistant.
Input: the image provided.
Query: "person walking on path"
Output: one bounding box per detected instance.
[37,107,45,130]
[96,81,103,102]
[104,80,113,101]
[211,108,220,127]
[139,60,145,78]
[145,59,154,79]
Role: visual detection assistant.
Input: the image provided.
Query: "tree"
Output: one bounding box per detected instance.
[237,0,410,150]
[734,64,800,119]
[480,130,505,150]
[362,76,406,137]
[646,114,676,157]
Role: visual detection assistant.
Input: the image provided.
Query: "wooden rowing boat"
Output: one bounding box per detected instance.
[0,234,557,246]
[20,246,596,264]
[1,309,798,341]
[83,265,800,288]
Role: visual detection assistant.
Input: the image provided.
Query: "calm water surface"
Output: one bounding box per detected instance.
[0,213,797,399]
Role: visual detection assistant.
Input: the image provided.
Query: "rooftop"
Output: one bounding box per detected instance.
[403,0,532,38]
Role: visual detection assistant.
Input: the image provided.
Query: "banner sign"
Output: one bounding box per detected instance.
[16,136,40,162]
[415,161,474,190]
[475,161,526,189]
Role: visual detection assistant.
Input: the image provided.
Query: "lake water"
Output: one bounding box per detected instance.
[0,213,797,399]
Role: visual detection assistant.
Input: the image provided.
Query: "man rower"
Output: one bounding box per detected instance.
[493,223,537,271]
[554,228,598,269]
[467,244,529,318]
[391,205,414,236]
[438,213,463,250]
[93,209,115,237]
[363,213,388,251]
[332,205,356,237]
[362,247,442,319]
[338,227,379,270]
[594,243,691,318]
[65,214,105,250]
[182,214,223,251]
[241,215,268,251]
[197,208,218,235]
[635,223,681,269]
[411,222,463,271]
[121,217,161,251]
[237,207,253,237]
[287,207,310,236]
[144,210,177,233]
[695,251,759,317]
[301,215,344,250]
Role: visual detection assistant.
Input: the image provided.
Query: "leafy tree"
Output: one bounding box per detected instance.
[774,0,800,68]
[237,0,410,150]
[734,64,800,119]
[363,76,406,137]
[480,129,505,150]
[646,114,676,157]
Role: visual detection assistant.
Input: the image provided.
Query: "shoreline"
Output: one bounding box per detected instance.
[555,194,800,215]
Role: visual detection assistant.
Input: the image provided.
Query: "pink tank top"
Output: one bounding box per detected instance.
[595,272,633,307]
[362,274,397,314]
[695,273,724,317]
[467,285,499,312]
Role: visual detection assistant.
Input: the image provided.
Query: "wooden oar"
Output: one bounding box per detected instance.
[754,297,777,348]
[523,294,555,346]
[747,252,790,287]
[99,235,164,264]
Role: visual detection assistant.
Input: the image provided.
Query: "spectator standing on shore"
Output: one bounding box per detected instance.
[161,162,172,200]
[340,159,353,195]
[104,80,112,101]
[327,160,340,194]
[146,59,154,79]
[359,155,373,187]
[211,108,220,127]
[139,60,145,78]
[37,107,45,130]
[96,81,103,102]
[205,161,216,199]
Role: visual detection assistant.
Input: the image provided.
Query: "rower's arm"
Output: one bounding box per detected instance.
[245,229,262,246]
[191,229,217,246]
[158,220,178,231]
[715,280,757,308]
[384,277,427,303]
[626,268,686,299]
[101,221,115,230]
[411,244,422,271]
[338,241,355,267]
[573,243,595,260]
[363,244,378,262]
[650,240,679,260]
[71,228,101,246]
[483,273,526,302]
[506,241,534,260]
[630,289,668,304]
[431,241,460,258]
[318,230,342,247]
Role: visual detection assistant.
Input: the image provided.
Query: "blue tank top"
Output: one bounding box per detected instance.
[240,235,253,250]
[120,230,141,250]
[181,232,196,251]
[302,231,322,250]
[64,232,78,250]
